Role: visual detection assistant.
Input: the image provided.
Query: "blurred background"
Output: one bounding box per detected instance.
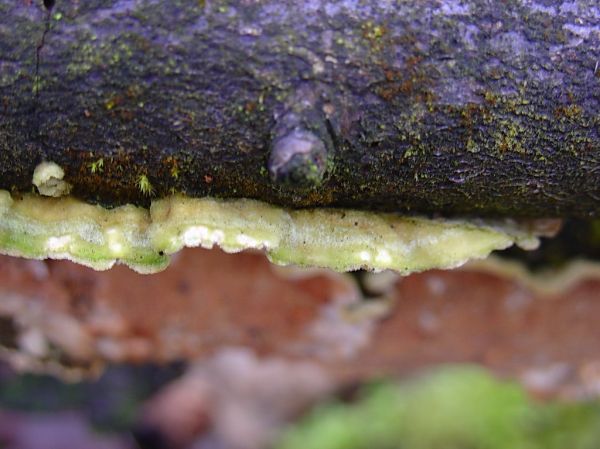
[2,225,600,449]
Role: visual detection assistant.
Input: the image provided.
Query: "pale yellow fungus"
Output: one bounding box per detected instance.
[32,162,73,197]
[0,190,539,274]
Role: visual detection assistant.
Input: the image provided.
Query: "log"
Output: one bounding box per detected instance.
[0,0,599,217]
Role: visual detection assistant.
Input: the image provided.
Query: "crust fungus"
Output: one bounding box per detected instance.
[0,168,543,274]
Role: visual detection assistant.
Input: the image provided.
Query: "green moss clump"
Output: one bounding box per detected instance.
[277,366,600,449]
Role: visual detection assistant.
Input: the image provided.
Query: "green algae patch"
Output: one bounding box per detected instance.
[0,190,535,274]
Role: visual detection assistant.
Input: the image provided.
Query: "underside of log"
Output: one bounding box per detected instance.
[2,248,600,399]
[1,0,599,217]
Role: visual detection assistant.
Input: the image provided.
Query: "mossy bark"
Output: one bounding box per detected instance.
[0,0,598,217]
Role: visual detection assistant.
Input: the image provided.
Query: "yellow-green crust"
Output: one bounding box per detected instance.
[0,191,535,274]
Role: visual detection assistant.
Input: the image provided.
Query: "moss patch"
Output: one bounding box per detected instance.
[0,191,536,274]
[277,367,600,449]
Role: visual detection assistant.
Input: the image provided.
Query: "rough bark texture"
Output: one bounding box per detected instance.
[0,0,599,217]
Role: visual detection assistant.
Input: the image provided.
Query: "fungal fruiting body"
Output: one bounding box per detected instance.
[0,190,539,274]
[32,161,72,197]
[0,162,543,274]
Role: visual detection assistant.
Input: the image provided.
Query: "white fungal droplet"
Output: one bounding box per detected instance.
[46,235,71,251]
[32,162,72,197]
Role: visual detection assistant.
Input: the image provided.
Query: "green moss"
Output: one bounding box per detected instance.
[136,174,154,196]
[277,366,600,449]
[0,190,537,274]
[88,158,104,174]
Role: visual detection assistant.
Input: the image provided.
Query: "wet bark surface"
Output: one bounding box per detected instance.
[1,0,599,216]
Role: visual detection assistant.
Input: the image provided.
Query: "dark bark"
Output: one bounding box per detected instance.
[0,0,598,217]
[503,218,600,268]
